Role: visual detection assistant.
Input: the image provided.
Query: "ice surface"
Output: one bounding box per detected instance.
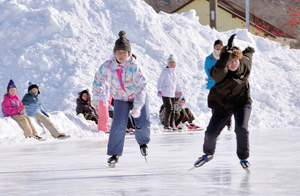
[0,129,299,196]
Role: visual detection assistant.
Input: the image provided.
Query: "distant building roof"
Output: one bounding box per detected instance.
[171,0,296,40]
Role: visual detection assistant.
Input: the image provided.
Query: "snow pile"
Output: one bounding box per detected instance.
[0,0,300,145]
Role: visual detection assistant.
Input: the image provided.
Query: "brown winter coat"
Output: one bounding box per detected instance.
[208,47,254,111]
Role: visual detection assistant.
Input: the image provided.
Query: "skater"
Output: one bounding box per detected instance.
[194,34,255,170]
[204,39,232,130]
[76,89,99,125]
[92,31,150,167]
[157,54,182,131]
[1,80,44,140]
[22,82,70,139]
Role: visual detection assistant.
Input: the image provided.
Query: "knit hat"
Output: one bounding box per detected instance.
[214,39,223,47]
[220,46,243,61]
[7,79,17,91]
[28,82,40,94]
[113,31,131,52]
[167,54,176,63]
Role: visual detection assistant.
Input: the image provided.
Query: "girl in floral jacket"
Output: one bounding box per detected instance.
[92,31,150,166]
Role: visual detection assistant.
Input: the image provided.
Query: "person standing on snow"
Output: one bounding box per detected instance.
[204,39,223,90]
[204,39,232,131]
[194,34,255,170]
[92,31,150,167]
[22,82,70,139]
[157,54,182,131]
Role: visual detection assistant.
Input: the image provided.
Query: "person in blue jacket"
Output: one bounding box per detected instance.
[204,39,223,90]
[204,39,232,130]
[22,82,70,139]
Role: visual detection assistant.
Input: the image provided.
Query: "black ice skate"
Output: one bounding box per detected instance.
[194,155,214,167]
[140,144,148,162]
[240,159,250,172]
[107,155,119,168]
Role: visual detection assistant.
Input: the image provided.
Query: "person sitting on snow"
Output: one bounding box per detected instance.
[159,95,201,130]
[76,89,99,125]
[22,82,70,139]
[2,79,44,140]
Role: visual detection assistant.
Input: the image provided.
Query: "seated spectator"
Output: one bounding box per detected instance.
[159,96,201,130]
[22,82,70,139]
[76,89,99,125]
[1,79,44,140]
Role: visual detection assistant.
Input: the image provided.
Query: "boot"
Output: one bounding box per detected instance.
[194,155,213,167]
[140,144,148,156]
[108,155,119,164]
[240,159,250,169]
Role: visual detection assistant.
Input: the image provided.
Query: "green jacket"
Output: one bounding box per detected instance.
[208,47,254,111]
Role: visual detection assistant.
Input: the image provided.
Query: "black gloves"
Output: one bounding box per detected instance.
[243,46,255,54]
[226,34,236,52]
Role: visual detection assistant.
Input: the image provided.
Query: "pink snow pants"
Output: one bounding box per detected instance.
[97,100,111,133]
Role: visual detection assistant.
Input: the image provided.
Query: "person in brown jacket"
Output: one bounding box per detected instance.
[194,34,255,170]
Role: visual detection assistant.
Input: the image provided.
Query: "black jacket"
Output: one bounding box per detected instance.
[208,47,254,111]
[76,90,97,116]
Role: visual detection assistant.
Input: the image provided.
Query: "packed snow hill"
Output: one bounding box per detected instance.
[1,0,300,145]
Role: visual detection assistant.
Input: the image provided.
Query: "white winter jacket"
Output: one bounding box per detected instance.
[157,67,181,98]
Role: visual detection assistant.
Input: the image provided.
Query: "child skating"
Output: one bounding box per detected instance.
[92,31,150,167]
[194,34,255,170]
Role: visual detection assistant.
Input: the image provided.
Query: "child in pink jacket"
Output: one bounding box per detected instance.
[1,79,44,140]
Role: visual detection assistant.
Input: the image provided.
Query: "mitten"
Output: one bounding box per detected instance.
[130,107,141,118]
[226,34,236,52]
[11,102,19,108]
[91,99,99,108]
[157,91,162,98]
[178,92,183,101]
[20,110,25,115]
[243,46,255,54]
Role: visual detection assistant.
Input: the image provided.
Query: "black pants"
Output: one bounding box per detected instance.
[84,113,98,124]
[162,97,175,127]
[175,108,195,126]
[203,98,252,159]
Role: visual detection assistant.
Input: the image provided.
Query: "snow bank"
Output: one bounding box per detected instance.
[1,0,300,145]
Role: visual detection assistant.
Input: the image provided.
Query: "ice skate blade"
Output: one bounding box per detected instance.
[107,163,116,168]
[188,166,196,171]
[144,156,147,163]
[244,167,250,173]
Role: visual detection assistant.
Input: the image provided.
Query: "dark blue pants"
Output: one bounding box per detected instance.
[107,94,151,156]
[203,98,252,159]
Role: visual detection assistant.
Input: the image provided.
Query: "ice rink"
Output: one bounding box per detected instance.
[0,128,299,196]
